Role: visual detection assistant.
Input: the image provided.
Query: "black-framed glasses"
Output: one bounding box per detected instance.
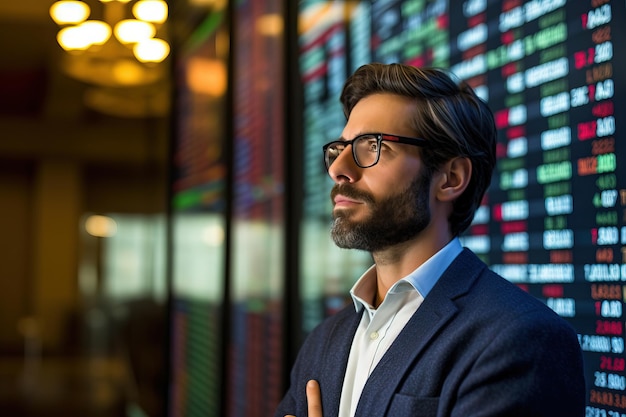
[322,133,429,170]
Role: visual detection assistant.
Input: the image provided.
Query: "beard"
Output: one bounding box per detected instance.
[330,172,432,252]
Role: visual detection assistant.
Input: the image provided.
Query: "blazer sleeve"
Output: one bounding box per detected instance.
[274,330,318,417]
[274,305,360,417]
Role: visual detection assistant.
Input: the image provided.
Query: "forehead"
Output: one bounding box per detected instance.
[343,94,416,138]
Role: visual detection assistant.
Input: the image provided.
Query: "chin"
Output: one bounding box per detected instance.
[333,208,368,223]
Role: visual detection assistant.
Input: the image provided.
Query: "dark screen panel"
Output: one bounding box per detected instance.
[227,1,286,416]
[169,9,229,417]
[452,2,626,412]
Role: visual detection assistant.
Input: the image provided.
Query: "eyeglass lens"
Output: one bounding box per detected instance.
[325,135,380,169]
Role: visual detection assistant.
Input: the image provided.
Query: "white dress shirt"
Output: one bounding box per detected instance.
[337,238,463,417]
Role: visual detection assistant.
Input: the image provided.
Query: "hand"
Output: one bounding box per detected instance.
[285,380,322,417]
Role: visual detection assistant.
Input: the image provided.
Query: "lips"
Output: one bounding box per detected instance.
[331,185,374,208]
[333,194,360,206]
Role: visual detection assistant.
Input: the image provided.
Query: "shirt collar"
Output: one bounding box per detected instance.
[349,238,463,312]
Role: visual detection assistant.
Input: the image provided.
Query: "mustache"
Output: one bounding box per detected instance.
[330,184,375,204]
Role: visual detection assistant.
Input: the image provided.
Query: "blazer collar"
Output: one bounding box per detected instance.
[354,249,486,416]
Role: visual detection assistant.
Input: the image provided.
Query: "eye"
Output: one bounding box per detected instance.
[330,143,345,155]
[358,135,379,153]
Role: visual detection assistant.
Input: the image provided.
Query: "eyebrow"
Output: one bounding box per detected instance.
[336,132,371,141]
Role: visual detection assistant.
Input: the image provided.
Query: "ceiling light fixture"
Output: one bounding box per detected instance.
[49,0,170,87]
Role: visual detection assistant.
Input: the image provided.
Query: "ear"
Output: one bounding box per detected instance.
[434,157,472,202]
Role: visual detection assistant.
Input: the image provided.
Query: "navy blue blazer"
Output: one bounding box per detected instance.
[275,249,586,417]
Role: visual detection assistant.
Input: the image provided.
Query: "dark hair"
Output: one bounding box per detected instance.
[340,63,497,236]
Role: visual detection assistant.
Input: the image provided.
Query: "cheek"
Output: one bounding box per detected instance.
[367,176,411,201]
[367,162,422,196]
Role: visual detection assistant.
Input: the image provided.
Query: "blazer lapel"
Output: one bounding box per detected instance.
[319,306,364,417]
[354,249,486,416]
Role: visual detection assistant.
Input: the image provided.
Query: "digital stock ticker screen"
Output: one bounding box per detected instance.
[298,0,626,412]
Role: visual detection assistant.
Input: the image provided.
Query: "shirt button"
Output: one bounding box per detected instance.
[370,331,379,340]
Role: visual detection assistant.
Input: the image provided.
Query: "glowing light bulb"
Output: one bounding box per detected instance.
[114,19,156,43]
[133,0,168,24]
[79,20,112,45]
[57,26,93,50]
[50,1,90,25]
[85,215,117,238]
[134,38,170,63]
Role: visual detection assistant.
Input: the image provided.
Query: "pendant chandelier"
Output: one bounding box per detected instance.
[49,0,170,88]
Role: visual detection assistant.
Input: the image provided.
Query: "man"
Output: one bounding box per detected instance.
[276,63,585,417]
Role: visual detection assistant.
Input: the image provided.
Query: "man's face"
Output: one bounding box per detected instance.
[327,93,433,252]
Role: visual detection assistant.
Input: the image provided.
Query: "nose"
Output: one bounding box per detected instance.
[327,145,361,184]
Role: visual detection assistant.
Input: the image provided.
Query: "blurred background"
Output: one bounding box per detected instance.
[0,0,170,416]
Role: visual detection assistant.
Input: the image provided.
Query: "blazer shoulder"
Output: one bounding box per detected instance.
[439,249,574,327]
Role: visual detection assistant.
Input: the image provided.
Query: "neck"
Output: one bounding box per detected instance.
[371,226,453,305]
